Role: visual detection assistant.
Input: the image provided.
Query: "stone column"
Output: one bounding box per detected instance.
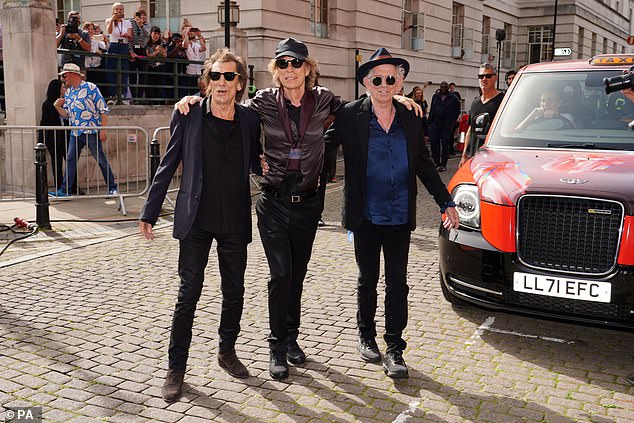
[0,0,57,195]
[208,26,249,62]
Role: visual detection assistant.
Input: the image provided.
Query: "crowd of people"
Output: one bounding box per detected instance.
[56,3,207,104]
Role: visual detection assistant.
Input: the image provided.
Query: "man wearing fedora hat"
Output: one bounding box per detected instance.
[51,63,118,197]
[325,48,459,379]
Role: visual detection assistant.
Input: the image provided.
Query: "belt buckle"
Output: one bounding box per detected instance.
[291,194,301,203]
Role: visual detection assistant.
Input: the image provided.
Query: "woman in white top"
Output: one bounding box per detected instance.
[82,22,107,89]
[104,2,132,99]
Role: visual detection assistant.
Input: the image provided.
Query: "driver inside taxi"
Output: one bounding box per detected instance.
[515,88,574,131]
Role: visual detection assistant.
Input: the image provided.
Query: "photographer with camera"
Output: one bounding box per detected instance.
[105,2,132,99]
[56,11,91,69]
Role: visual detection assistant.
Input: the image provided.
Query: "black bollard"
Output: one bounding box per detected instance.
[149,138,161,183]
[34,143,51,230]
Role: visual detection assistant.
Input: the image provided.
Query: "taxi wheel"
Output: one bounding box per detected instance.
[439,270,470,307]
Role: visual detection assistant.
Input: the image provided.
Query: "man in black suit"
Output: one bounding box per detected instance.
[139,48,261,401]
[326,48,459,379]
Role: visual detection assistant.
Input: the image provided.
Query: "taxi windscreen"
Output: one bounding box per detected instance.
[489,70,634,150]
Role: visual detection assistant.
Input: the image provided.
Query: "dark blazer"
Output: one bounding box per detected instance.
[139,101,261,242]
[325,97,452,232]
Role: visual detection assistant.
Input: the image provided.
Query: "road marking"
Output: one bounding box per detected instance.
[465,316,575,346]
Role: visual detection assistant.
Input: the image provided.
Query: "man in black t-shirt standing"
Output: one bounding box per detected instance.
[459,63,505,167]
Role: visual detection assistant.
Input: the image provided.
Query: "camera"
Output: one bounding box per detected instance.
[604,66,634,94]
[136,11,142,18]
[66,15,80,34]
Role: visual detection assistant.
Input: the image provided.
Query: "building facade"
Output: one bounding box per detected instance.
[62,0,634,102]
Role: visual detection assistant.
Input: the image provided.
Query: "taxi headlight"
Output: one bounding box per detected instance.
[452,184,480,229]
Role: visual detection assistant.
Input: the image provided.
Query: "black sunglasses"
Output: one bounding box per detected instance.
[276,58,304,69]
[371,75,397,86]
[209,71,240,81]
[477,73,495,79]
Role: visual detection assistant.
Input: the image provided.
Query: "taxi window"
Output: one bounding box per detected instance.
[489,71,634,150]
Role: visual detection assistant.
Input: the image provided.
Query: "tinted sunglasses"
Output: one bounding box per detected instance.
[370,75,397,86]
[477,73,495,79]
[276,58,304,69]
[209,71,240,81]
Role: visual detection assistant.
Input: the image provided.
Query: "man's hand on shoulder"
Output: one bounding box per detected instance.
[394,95,423,117]
[175,96,203,115]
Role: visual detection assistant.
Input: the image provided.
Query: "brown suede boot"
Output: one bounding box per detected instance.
[162,368,185,402]
[218,350,249,379]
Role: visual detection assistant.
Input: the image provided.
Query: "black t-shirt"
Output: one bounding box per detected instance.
[194,111,245,234]
[466,92,504,158]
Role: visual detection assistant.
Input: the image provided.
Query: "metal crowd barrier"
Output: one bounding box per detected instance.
[0,125,149,216]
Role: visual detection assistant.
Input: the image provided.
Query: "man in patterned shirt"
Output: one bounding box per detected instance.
[50,63,118,197]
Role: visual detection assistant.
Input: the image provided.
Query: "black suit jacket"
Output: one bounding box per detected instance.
[139,101,261,242]
[325,97,452,232]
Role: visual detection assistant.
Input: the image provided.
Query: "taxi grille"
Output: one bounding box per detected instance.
[517,196,623,275]
[506,289,632,321]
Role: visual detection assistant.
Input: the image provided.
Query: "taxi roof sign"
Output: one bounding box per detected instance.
[590,55,634,66]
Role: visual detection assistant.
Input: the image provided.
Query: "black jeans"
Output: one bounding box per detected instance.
[256,191,321,353]
[354,219,411,353]
[429,125,454,167]
[168,225,247,370]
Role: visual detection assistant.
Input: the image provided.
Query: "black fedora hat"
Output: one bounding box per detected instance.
[356,48,410,85]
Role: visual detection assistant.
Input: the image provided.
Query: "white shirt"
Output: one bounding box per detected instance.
[186,41,204,75]
[86,39,107,68]
[107,19,132,44]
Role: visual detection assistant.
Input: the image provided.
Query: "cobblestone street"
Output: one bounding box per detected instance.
[1,158,633,422]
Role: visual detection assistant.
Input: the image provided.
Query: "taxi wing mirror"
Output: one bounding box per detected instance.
[473,112,491,149]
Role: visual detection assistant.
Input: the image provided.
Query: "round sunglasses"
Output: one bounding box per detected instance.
[276,58,304,69]
[209,71,240,81]
[370,75,397,86]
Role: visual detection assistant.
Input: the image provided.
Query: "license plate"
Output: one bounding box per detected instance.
[513,272,611,303]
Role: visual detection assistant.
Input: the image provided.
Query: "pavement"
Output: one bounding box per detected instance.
[1,156,634,423]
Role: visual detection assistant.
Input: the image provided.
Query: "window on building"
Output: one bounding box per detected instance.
[592,32,597,55]
[402,0,425,50]
[613,41,617,53]
[451,3,465,48]
[502,23,516,68]
[481,16,491,55]
[528,25,553,63]
[311,0,329,38]
[577,27,584,59]
[451,2,473,59]
[149,0,181,34]
[603,37,608,53]
[57,0,81,24]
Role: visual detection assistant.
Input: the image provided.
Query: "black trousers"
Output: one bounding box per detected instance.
[429,125,454,167]
[354,219,411,353]
[168,225,247,370]
[256,191,321,353]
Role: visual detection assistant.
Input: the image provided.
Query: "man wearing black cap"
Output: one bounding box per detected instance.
[325,48,459,379]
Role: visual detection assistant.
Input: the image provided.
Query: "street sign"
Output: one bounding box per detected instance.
[554,47,572,56]
[627,35,634,45]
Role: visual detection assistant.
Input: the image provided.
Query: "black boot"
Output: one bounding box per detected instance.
[269,351,289,380]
